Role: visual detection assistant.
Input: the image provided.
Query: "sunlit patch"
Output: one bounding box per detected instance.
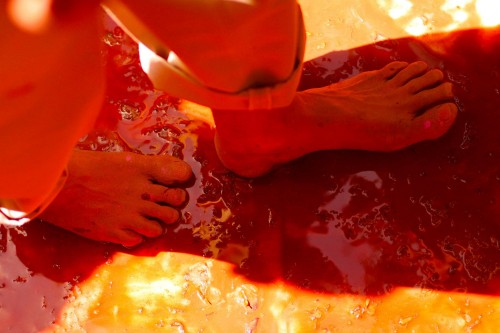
[377,0,414,19]
[269,287,293,332]
[440,0,474,12]
[55,270,109,331]
[51,252,271,331]
[440,0,473,31]
[476,0,500,27]
[178,100,215,127]
[126,278,184,300]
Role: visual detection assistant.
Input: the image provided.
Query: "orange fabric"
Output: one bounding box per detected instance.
[103,0,305,110]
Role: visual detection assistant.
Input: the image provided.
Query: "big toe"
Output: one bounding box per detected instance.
[412,102,458,141]
[148,156,193,185]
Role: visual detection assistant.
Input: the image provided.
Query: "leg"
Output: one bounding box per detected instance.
[0,0,104,202]
[213,61,457,177]
[1,2,193,246]
[39,150,192,247]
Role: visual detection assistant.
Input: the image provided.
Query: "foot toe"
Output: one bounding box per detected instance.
[405,68,444,93]
[379,61,409,79]
[142,201,180,224]
[413,102,458,140]
[116,230,145,248]
[145,186,187,206]
[390,61,428,86]
[123,214,165,237]
[414,82,454,110]
[147,156,193,185]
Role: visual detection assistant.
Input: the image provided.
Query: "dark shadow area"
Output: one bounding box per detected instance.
[1,24,499,330]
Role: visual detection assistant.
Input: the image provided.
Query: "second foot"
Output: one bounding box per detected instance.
[39,149,192,247]
[213,61,458,177]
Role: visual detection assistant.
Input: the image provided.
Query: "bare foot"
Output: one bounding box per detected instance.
[213,61,458,177]
[39,149,192,247]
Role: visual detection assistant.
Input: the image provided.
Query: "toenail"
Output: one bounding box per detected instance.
[170,188,186,200]
[416,61,427,67]
[439,107,452,121]
[141,192,151,200]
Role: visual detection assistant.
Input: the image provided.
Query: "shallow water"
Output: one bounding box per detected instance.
[1,7,499,333]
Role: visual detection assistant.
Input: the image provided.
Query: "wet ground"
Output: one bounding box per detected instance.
[1,1,499,332]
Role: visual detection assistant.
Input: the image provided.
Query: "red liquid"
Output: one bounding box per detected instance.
[0,15,498,333]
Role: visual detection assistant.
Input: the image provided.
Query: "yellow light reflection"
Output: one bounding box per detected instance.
[441,0,473,31]
[300,0,500,60]
[476,0,500,26]
[378,0,414,19]
[126,278,183,300]
[405,15,434,36]
[50,252,500,332]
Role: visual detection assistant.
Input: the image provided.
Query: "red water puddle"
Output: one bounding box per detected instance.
[0,14,498,333]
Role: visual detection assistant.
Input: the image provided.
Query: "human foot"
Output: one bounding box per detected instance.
[39,149,192,247]
[213,61,458,177]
